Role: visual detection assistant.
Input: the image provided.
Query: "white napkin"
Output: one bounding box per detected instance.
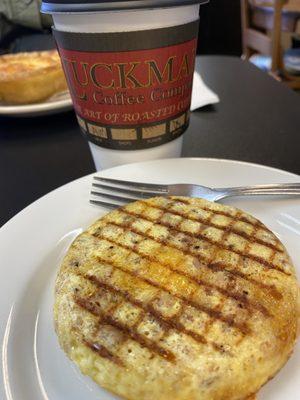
[190,71,220,111]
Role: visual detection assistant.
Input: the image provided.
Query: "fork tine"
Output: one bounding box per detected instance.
[91,190,138,203]
[92,182,161,198]
[89,199,121,209]
[94,176,168,193]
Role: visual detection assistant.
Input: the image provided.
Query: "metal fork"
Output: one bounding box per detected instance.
[90,177,300,208]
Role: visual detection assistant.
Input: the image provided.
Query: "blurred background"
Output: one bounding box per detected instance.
[0,0,248,55]
[0,0,299,88]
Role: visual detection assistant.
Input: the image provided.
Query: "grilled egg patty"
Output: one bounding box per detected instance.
[54,196,299,400]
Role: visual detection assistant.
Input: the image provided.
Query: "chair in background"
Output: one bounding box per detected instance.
[241,0,300,89]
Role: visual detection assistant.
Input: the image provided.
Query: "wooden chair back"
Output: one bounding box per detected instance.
[241,0,286,73]
[241,0,300,88]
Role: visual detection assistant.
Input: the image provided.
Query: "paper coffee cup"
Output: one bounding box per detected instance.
[42,0,209,170]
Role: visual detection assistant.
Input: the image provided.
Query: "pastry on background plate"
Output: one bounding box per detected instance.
[0,50,67,104]
[54,196,299,400]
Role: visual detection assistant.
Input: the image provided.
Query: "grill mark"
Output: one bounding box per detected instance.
[198,210,215,233]
[105,220,271,316]
[202,207,265,228]
[75,296,175,362]
[120,208,289,275]
[269,250,277,265]
[208,262,282,300]
[84,274,231,354]
[169,198,265,228]
[131,311,146,330]
[173,198,190,205]
[219,211,240,242]
[92,234,250,334]
[210,210,258,224]
[83,339,124,366]
[172,218,266,314]
[148,292,178,342]
[211,214,255,341]
[235,230,280,251]
[103,216,282,299]
[236,229,277,313]
[138,201,283,253]
[203,217,239,339]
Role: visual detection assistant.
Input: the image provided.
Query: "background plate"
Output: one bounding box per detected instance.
[0,91,73,117]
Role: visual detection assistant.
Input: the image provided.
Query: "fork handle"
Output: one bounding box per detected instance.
[217,183,300,199]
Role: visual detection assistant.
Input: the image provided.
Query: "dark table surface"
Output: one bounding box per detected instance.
[1,55,300,227]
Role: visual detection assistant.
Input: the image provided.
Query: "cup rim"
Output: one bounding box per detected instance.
[41,0,209,13]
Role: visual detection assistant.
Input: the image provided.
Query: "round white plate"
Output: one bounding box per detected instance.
[0,91,73,117]
[0,158,299,400]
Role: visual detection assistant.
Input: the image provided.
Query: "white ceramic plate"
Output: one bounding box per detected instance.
[0,91,73,117]
[0,158,299,400]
